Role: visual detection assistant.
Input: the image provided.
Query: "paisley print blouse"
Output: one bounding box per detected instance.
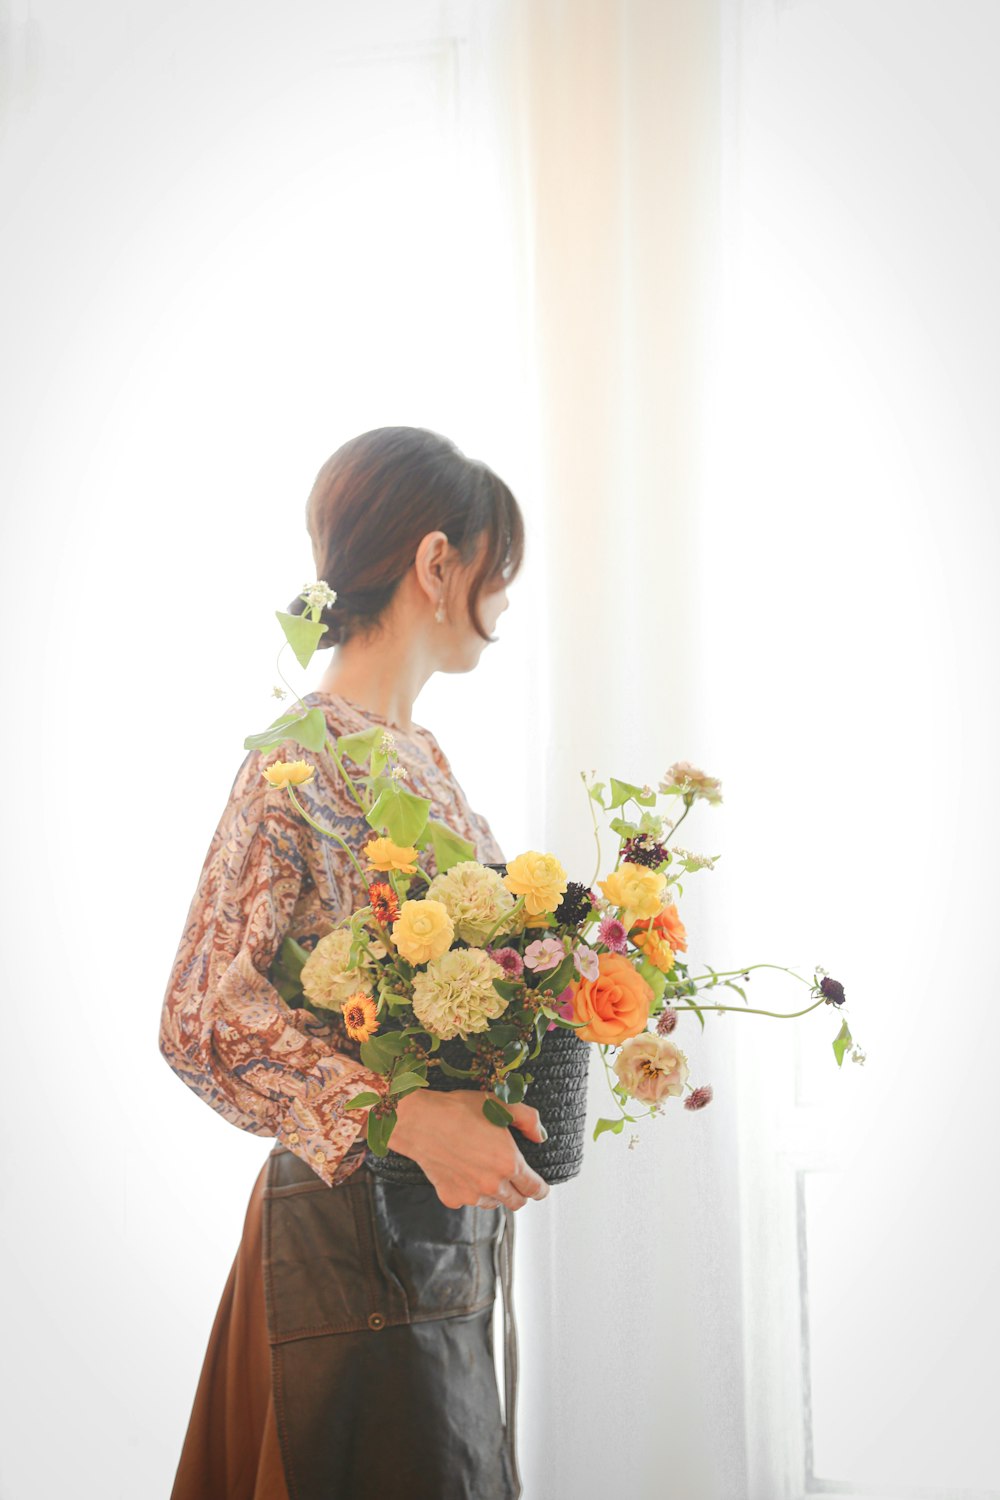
[158,691,505,1188]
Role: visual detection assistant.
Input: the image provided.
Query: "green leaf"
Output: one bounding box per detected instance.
[483,1097,514,1128]
[359,1032,410,1072]
[505,1071,526,1104]
[275,610,329,670]
[491,979,524,1001]
[367,785,432,847]
[609,816,640,840]
[335,726,385,768]
[593,1116,626,1140]
[608,777,644,809]
[343,1091,381,1109]
[832,1020,852,1068]
[539,952,577,998]
[493,1080,510,1103]
[438,1057,476,1079]
[424,819,477,873]
[588,782,607,806]
[389,1072,429,1095]
[244,706,329,756]
[366,1107,397,1157]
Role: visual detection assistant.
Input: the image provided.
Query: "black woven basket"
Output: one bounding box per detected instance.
[364,1022,591,1186]
[363,859,592,1187]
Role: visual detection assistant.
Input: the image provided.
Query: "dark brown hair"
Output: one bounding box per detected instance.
[287,427,525,648]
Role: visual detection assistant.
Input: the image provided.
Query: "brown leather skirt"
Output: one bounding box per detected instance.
[170,1147,520,1500]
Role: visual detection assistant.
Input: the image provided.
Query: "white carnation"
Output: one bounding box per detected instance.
[424,860,518,945]
[300,926,385,1012]
[411,947,509,1040]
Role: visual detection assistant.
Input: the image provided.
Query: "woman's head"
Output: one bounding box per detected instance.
[287,427,524,653]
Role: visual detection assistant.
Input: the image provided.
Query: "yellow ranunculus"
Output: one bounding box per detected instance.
[364,836,420,874]
[392,898,455,965]
[598,864,666,921]
[502,851,568,916]
[261,759,316,790]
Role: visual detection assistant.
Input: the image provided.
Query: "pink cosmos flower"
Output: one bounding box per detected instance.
[488,946,524,978]
[598,917,628,953]
[524,937,565,973]
[546,983,579,1032]
[572,943,600,981]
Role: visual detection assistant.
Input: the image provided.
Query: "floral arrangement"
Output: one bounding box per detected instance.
[250,583,864,1158]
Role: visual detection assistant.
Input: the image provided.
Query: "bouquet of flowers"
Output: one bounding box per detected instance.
[248,585,864,1170]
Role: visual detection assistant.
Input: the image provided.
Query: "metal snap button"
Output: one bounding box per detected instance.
[367,1311,386,1331]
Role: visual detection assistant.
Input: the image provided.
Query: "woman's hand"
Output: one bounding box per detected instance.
[389,1088,551,1211]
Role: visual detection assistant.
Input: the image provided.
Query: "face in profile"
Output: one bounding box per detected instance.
[444,534,511,671]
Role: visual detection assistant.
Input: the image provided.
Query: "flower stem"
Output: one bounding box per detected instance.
[673,996,827,1020]
[287,787,373,888]
[482,895,526,948]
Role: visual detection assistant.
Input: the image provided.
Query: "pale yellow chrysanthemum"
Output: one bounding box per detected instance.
[391,899,454,965]
[300,927,384,1012]
[411,948,509,1040]
[425,861,518,945]
[363,836,420,874]
[261,759,316,790]
[502,851,568,917]
[598,865,666,922]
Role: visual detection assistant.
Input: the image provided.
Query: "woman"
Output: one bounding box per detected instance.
[159,427,549,1500]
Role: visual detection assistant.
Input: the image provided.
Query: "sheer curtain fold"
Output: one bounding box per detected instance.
[480,7,749,1498]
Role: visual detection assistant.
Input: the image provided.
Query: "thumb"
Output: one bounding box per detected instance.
[507,1101,548,1143]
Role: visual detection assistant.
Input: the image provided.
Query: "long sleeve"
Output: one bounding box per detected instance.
[159,764,389,1187]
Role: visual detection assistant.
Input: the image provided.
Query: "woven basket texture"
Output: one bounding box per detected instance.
[364,1022,591,1186]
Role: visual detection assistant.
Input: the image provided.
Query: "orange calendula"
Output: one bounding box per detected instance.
[261,759,316,790]
[363,836,420,874]
[342,992,380,1042]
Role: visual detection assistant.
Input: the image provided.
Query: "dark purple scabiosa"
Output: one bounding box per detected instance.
[553,880,598,927]
[655,1006,679,1035]
[621,834,669,868]
[820,977,846,1006]
[684,1085,713,1111]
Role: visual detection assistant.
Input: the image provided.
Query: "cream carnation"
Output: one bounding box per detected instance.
[300,927,385,1012]
[411,947,509,1040]
[425,861,518,945]
[613,1032,689,1103]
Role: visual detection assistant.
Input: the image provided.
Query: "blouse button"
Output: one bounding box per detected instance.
[367,1312,386,1332]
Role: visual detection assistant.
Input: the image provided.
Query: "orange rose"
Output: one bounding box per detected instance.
[632,902,688,954]
[571,952,653,1044]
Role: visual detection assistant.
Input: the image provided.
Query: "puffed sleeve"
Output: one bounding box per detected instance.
[158,760,389,1187]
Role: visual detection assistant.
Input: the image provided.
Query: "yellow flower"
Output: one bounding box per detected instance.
[364,836,420,874]
[502,851,568,917]
[598,864,666,921]
[632,928,676,973]
[261,759,316,790]
[342,991,380,1042]
[392,899,455,965]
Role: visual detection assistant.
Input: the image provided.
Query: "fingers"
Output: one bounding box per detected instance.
[507,1101,547,1144]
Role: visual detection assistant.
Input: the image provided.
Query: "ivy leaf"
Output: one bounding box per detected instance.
[588,782,607,806]
[275,609,328,670]
[244,706,328,755]
[608,778,644,809]
[367,784,432,846]
[833,1020,852,1068]
[593,1117,626,1140]
[336,726,385,768]
[424,818,477,873]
